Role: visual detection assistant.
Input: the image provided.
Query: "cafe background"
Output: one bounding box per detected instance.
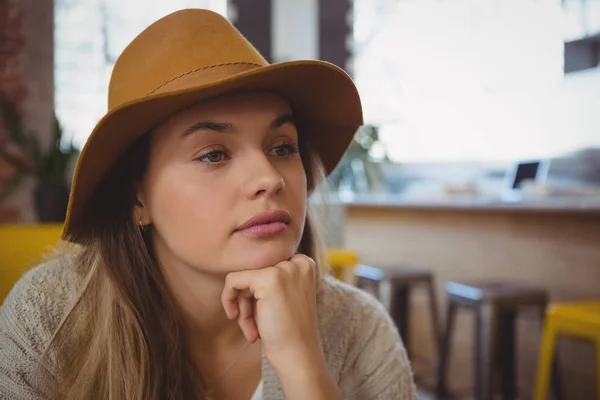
[1,0,600,398]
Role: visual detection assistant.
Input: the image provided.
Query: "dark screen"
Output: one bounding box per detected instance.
[512,161,540,189]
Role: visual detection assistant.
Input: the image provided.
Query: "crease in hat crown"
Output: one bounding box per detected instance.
[108,9,268,111]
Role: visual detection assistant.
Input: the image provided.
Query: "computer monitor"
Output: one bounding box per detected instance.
[503,159,551,201]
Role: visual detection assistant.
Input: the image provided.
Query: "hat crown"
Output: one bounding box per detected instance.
[108,9,267,110]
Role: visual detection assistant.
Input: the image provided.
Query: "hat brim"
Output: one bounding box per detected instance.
[63,60,363,240]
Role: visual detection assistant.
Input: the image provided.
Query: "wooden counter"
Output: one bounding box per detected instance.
[343,194,600,214]
[342,198,600,398]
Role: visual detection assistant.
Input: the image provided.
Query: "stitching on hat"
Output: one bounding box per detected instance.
[148,62,262,95]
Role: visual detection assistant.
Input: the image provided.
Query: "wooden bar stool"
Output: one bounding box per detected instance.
[436,281,552,400]
[354,264,441,372]
[534,301,600,400]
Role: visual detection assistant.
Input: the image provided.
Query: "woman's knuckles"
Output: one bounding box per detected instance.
[290,254,313,268]
[224,255,317,304]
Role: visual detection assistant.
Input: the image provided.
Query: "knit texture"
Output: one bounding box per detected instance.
[1,258,417,399]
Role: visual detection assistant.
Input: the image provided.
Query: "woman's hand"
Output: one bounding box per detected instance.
[221,254,320,365]
[221,254,341,399]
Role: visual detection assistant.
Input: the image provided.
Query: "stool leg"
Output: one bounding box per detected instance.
[551,353,564,400]
[498,310,517,400]
[357,278,381,300]
[372,279,382,300]
[534,316,558,400]
[476,302,499,400]
[426,278,442,358]
[436,300,457,398]
[377,279,383,300]
[391,285,410,358]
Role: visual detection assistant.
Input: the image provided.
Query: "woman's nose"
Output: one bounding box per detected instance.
[242,154,285,199]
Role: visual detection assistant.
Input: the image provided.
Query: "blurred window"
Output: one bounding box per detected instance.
[353,0,600,163]
[54,0,228,148]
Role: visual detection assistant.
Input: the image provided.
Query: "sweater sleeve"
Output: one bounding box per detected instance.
[339,290,418,400]
[0,261,73,399]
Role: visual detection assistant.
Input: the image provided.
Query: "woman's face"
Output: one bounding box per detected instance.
[137,92,307,275]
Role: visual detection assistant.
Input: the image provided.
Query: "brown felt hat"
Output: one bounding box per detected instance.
[62,8,363,242]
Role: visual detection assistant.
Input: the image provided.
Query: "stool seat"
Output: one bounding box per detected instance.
[325,249,359,267]
[325,249,359,283]
[550,301,600,327]
[355,264,432,283]
[447,281,548,306]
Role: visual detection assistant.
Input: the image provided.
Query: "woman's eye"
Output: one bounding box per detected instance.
[271,143,298,158]
[198,150,227,163]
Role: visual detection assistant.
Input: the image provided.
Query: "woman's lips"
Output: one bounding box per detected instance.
[234,210,291,238]
[236,222,287,237]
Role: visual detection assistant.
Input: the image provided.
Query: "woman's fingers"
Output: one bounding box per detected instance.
[222,270,262,342]
[222,259,316,347]
[222,287,240,320]
[237,292,259,342]
[222,270,254,319]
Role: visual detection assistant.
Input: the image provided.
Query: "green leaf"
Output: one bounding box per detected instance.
[0,170,26,203]
[0,92,43,169]
[28,127,42,169]
[0,147,32,171]
[0,95,79,189]
[0,93,27,147]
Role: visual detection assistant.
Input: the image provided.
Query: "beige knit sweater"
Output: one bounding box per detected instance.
[0,258,417,399]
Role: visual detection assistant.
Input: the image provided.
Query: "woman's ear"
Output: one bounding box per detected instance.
[134,188,151,226]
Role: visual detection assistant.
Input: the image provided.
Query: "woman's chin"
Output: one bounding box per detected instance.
[232,244,297,271]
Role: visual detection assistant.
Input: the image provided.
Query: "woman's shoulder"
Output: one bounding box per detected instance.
[0,254,82,398]
[3,253,82,308]
[316,275,395,360]
[317,274,390,332]
[316,275,417,399]
[1,254,82,353]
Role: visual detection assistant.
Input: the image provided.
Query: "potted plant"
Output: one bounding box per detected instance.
[327,124,389,194]
[0,92,79,222]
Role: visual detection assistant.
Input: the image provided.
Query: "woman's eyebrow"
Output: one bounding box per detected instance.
[270,113,296,129]
[181,121,236,137]
[181,113,296,138]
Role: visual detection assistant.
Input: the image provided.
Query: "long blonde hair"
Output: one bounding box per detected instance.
[43,126,327,399]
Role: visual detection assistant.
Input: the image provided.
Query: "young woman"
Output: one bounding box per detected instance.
[0,9,417,400]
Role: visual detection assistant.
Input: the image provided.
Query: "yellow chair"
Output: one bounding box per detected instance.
[534,301,600,400]
[0,224,63,302]
[325,249,359,283]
